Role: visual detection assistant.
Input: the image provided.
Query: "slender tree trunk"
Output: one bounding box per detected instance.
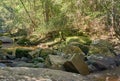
[19,0,37,29]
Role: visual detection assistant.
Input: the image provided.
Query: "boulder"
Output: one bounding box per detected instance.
[87,54,117,71]
[0,63,7,67]
[45,55,66,70]
[0,67,89,81]
[63,54,89,75]
[0,36,13,43]
[88,39,115,57]
[62,45,85,60]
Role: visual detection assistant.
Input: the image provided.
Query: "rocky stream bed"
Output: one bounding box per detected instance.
[0,36,120,81]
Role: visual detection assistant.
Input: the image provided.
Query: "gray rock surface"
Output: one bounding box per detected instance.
[0,36,13,43]
[0,67,88,81]
[0,67,120,81]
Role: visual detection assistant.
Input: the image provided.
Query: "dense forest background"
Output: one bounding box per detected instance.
[0,0,120,39]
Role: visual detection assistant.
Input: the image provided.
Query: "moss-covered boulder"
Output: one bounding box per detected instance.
[66,36,91,45]
[15,48,32,59]
[88,39,115,57]
[62,45,85,60]
[69,42,89,54]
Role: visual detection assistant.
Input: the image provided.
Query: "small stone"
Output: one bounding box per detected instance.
[0,63,7,67]
[45,55,66,70]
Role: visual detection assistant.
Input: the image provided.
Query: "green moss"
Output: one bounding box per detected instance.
[88,45,115,57]
[66,36,91,45]
[62,45,85,60]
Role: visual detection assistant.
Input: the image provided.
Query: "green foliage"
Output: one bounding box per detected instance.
[16,36,40,46]
[15,48,32,58]
[16,37,30,46]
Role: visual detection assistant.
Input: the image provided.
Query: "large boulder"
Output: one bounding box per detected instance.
[87,54,117,72]
[88,39,115,57]
[60,45,89,75]
[0,67,89,81]
[62,45,85,60]
[64,54,90,75]
[0,36,13,43]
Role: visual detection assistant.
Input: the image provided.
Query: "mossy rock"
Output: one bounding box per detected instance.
[15,48,32,58]
[40,49,55,59]
[62,45,85,60]
[45,55,66,70]
[88,46,115,57]
[88,39,115,57]
[69,42,89,55]
[66,36,91,45]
